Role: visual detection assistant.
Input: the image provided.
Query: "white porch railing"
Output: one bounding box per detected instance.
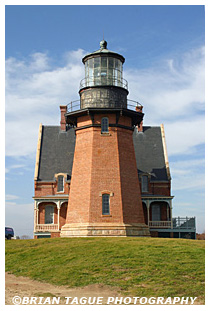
[149,221,171,228]
[35,224,59,232]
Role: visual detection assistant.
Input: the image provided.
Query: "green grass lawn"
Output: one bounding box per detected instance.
[5,237,205,302]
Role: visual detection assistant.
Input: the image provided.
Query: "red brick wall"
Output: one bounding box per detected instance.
[60,105,67,131]
[117,128,145,223]
[149,182,171,196]
[38,203,45,224]
[139,181,171,196]
[34,181,70,197]
[65,113,145,225]
[89,126,123,223]
[60,203,67,229]
[66,126,93,224]
[51,232,60,238]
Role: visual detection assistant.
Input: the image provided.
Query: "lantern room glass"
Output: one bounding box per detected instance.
[85,56,123,87]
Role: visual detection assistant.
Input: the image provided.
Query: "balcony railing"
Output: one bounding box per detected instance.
[80,77,128,90]
[173,217,196,230]
[66,99,142,113]
[149,217,196,230]
[149,221,171,228]
[35,224,59,232]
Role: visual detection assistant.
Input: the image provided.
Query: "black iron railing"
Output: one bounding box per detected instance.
[66,99,142,113]
[173,217,196,230]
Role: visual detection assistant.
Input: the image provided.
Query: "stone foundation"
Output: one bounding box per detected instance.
[60,223,150,237]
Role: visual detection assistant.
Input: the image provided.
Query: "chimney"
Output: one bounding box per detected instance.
[135,105,143,132]
[60,105,67,131]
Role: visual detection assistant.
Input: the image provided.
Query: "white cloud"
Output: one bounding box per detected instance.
[5,46,204,159]
[171,158,205,191]
[125,46,205,157]
[164,117,205,156]
[125,46,205,124]
[5,49,84,157]
[5,194,19,201]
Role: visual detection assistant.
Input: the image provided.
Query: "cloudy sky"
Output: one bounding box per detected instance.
[4,4,205,237]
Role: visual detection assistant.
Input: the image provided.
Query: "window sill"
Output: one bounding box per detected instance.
[102,215,112,217]
[101,133,111,136]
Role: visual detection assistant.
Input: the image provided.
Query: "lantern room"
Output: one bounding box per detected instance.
[79,40,128,109]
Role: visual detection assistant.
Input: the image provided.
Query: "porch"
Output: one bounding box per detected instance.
[33,196,68,237]
[142,196,196,239]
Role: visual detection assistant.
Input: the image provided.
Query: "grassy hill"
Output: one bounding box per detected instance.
[5,237,205,302]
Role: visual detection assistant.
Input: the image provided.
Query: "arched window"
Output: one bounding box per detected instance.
[57,175,64,192]
[101,117,109,133]
[102,194,110,215]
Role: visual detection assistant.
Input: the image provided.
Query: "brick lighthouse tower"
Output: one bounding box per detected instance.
[61,40,150,237]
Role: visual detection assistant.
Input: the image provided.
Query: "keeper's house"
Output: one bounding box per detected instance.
[33,40,196,239]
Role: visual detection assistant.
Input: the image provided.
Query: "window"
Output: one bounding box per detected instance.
[85,56,123,87]
[141,175,148,192]
[57,175,64,192]
[101,117,109,133]
[102,194,110,215]
[45,206,54,224]
[151,204,161,221]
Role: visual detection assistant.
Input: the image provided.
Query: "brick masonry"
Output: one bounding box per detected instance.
[61,112,149,236]
[34,116,170,237]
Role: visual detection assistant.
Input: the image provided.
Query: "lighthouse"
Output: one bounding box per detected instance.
[60,40,150,237]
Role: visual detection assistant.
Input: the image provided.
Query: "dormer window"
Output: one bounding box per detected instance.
[141,175,148,192]
[101,117,109,133]
[57,175,64,192]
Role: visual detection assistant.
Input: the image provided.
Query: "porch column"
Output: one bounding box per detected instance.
[170,200,173,229]
[34,201,37,232]
[57,201,61,230]
[36,201,40,225]
[146,200,150,226]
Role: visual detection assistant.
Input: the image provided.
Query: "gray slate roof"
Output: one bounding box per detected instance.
[133,126,169,181]
[37,125,168,182]
[38,126,75,181]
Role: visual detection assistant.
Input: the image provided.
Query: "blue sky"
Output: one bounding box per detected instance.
[4,4,205,237]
